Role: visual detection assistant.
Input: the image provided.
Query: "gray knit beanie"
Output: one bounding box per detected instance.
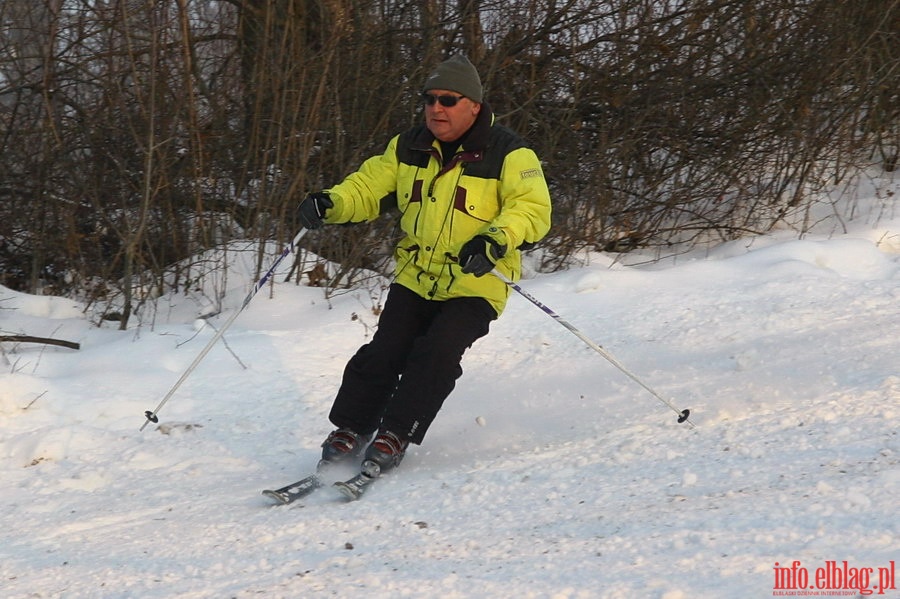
[422,54,483,103]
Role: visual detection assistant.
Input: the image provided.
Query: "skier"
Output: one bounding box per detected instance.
[297,54,552,482]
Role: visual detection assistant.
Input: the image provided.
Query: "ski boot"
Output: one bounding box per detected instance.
[360,431,409,478]
[320,428,372,467]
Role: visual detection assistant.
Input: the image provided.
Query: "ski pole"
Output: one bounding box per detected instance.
[492,269,694,427]
[140,228,309,431]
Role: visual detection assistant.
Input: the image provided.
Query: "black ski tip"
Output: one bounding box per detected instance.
[677,409,690,424]
[262,489,290,504]
[333,474,377,501]
[144,411,159,423]
[333,481,361,501]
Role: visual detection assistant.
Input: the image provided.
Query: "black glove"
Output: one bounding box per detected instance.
[297,192,334,230]
[459,235,507,277]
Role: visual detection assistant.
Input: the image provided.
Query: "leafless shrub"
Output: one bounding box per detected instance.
[0,0,895,315]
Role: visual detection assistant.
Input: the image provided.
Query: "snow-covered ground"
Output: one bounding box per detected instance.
[1,175,898,598]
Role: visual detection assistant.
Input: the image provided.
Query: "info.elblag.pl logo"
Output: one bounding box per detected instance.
[773,560,897,596]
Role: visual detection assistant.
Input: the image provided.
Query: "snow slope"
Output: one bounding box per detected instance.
[1,179,898,598]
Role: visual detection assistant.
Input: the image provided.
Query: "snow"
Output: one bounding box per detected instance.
[1,176,898,599]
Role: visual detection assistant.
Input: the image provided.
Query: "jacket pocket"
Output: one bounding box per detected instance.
[452,178,500,223]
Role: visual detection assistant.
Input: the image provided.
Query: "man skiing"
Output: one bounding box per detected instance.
[296,54,552,486]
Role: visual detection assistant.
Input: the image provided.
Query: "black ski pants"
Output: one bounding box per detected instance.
[328,282,496,445]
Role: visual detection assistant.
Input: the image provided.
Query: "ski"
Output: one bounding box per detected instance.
[333,472,378,501]
[264,437,394,504]
[262,473,324,505]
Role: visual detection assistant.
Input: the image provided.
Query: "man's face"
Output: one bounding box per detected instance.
[423,89,481,142]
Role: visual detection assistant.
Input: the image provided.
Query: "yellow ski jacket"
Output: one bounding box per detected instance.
[324,107,552,316]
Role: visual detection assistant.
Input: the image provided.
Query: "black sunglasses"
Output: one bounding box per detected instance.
[422,92,465,107]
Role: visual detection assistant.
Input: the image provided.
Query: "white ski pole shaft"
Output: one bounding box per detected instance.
[141,228,308,430]
[492,269,693,427]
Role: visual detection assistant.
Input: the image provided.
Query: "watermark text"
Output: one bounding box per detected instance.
[773,560,896,596]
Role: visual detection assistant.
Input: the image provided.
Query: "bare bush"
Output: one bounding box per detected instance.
[0,0,896,318]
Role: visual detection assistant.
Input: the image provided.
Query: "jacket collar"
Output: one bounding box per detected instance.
[412,102,495,153]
